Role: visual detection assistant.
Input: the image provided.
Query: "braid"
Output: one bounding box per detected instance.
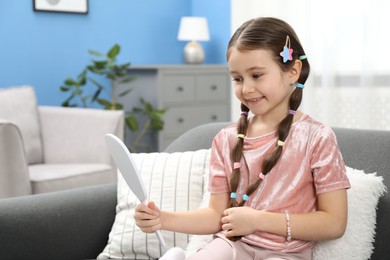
[230,104,249,207]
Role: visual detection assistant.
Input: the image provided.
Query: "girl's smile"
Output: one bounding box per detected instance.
[245,96,265,106]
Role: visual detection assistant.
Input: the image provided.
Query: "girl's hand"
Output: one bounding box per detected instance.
[134,201,161,233]
[221,206,261,238]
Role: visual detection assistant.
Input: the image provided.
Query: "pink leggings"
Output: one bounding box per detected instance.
[186,237,312,260]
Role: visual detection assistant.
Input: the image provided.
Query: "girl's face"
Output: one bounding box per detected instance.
[228,48,299,120]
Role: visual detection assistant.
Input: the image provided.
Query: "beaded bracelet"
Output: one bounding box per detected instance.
[285,211,292,242]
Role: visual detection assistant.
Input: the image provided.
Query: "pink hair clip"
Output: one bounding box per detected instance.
[280,36,293,63]
[241,111,248,116]
[233,162,241,169]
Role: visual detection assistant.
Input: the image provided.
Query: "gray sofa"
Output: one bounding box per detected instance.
[0,122,389,260]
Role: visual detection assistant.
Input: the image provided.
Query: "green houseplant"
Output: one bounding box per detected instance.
[60,44,166,152]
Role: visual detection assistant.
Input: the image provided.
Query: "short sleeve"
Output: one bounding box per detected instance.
[208,130,231,194]
[311,126,351,194]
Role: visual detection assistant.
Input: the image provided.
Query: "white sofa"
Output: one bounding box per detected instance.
[0,86,124,198]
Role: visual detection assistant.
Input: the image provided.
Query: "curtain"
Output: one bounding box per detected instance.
[230,0,390,130]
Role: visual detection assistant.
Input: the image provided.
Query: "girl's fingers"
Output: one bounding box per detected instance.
[135,202,159,216]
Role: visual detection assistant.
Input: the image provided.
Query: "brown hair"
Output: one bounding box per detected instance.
[227,17,310,209]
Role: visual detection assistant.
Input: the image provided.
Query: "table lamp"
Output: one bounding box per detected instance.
[177,16,210,64]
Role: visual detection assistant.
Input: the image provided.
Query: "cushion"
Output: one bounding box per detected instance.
[29,163,113,194]
[97,149,211,259]
[313,167,386,259]
[185,167,387,259]
[39,106,124,164]
[0,86,43,164]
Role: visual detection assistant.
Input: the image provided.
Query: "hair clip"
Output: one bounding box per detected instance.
[243,194,249,201]
[259,172,265,180]
[288,109,296,115]
[296,83,304,89]
[280,36,293,63]
[277,140,285,147]
[237,134,245,139]
[230,192,237,199]
[241,111,248,116]
[299,55,307,60]
[233,162,241,169]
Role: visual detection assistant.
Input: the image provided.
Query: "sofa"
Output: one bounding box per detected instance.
[0,86,124,198]
[0,122,388,260]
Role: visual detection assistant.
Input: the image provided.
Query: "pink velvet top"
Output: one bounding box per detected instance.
[209,114,351,253]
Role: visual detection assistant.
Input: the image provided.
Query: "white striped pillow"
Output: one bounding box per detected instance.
[98,149,211,259]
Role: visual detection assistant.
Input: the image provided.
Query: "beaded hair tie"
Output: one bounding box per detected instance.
[299,55,308,60]
[288,109,296,115]
[259,172,265,180]
[233,162,241,169]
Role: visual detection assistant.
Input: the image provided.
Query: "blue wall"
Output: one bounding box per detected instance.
[0,0,230,106]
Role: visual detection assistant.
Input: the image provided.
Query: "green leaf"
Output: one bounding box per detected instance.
[79,77,87,86]
[87,65,104,74]
[118,88,132,97]
[97,98,112,108]
[88,49,103,57]
[78,69,88,79]
[107,44,120,60]
[92,88,102,102]
[64,78,77,86]
[125,116,138,131]
[118,62,131,69]
[120,75,136,83]
[142,100,154,114]
[93,60,108,69]
[132,107,143,113]
[60,86,70,92]
[112,103,124,110]
[62,94,75,107]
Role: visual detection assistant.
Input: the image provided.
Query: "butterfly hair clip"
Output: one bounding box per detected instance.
[280,35,293,63]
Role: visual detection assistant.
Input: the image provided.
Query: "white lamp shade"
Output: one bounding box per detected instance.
[177,17,210,42]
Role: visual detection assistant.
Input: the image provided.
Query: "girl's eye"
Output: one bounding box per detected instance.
[253,73,262,79]
[232,77,243,83]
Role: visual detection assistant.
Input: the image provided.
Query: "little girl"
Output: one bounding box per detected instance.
[135,17,350,260]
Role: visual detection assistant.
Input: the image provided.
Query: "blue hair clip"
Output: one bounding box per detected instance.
[296,83,304,89]
[230,192,237,199]
[243,194,249,201]
[280,36,293,63]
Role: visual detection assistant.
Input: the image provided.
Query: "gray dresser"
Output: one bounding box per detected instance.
[114,65,231,151]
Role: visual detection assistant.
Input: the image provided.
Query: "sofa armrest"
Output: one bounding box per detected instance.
[39,106,124,164]
[0,120,32,198]
[0,183,117,260]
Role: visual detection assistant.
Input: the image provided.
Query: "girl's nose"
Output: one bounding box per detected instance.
[242,81,255,94]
